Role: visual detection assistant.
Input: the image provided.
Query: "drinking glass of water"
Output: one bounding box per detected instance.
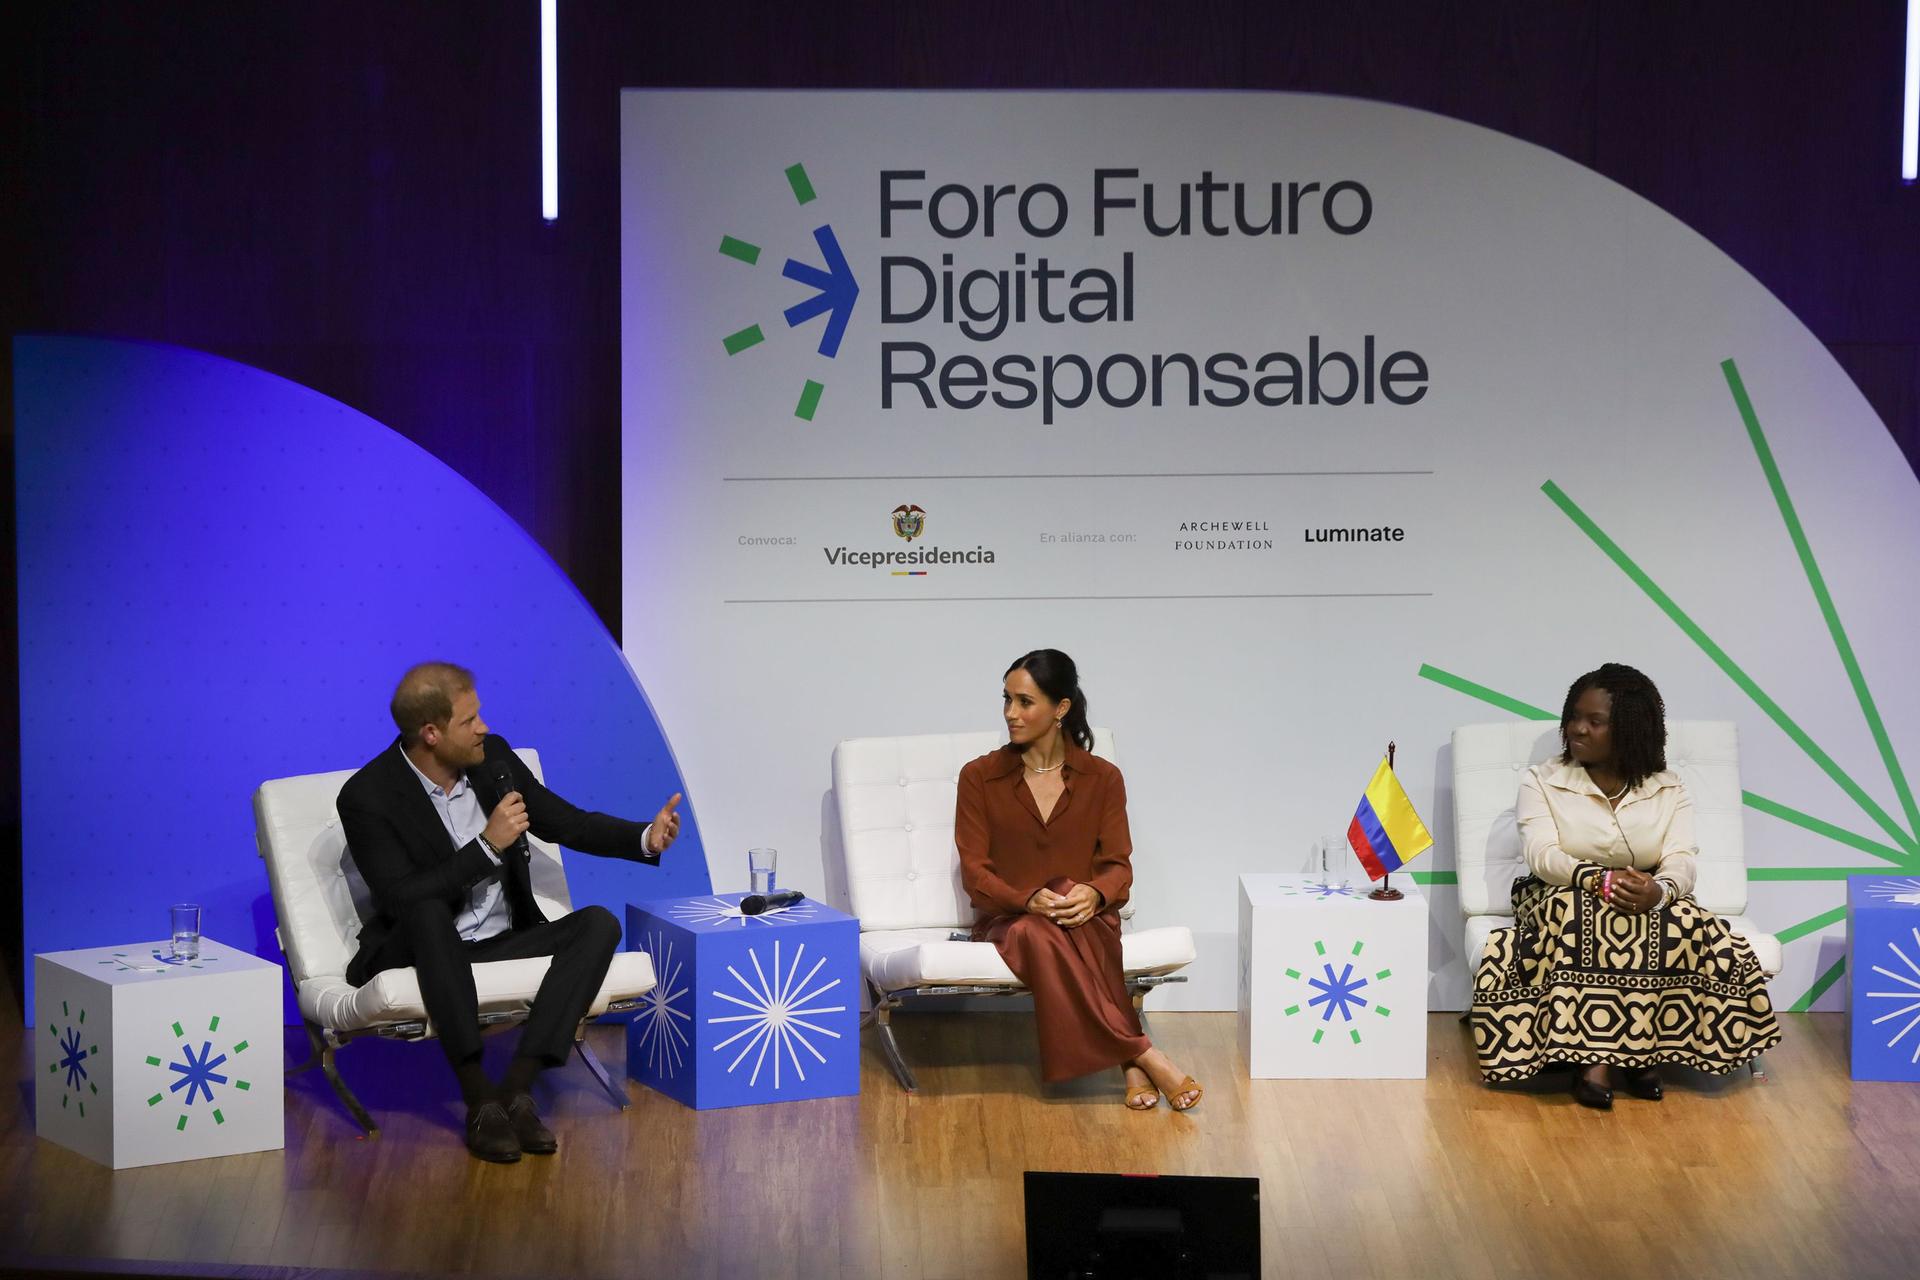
[748,848,777,895]
[170,903,202,961]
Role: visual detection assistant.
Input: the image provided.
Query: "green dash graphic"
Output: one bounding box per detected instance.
[795,380,824,421]
[723,325,765,356]
[719,235,762,265]
[785,163,817,205]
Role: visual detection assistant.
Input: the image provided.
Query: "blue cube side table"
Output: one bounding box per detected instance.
[625,894,860,1109]
[1846,874,1920,1081]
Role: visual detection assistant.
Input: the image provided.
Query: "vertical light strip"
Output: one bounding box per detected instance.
[1905,0,1919,182]
[541,0,559,220]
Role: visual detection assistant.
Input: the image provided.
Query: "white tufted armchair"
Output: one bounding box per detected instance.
[1452,719,1782,1077]
[830,728,1195,1091]
[253,747,657,1136]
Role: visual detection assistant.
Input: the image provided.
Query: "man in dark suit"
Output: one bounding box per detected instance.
[337,661,682,1162]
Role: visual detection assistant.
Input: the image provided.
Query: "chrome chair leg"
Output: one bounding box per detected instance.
[1130,984,1154,1039]
[868,987,918,1092]
[301,1023,380,1139]
[574,1032,631,1110]
[1748,1054,1769,1083]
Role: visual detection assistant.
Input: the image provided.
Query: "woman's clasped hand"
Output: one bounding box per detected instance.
[1027,882,1102,929]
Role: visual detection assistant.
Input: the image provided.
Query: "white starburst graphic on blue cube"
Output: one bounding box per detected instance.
[1867,877,1920,907]
[1864,924,1920,1065]
[632,931,692,1079]
[670,896,820,929]
[709,938,846,1090]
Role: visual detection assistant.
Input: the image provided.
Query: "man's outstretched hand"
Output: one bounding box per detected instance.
[647,793,684,855]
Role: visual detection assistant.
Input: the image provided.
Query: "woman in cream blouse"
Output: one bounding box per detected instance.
[1470,663,1782,1108]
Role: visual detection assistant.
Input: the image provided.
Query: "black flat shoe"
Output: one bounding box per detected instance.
[1571,1073,1613,1111]
[465,1100,522,1162]
[505,1093,557,1155]
[1623,1068,1663,1101]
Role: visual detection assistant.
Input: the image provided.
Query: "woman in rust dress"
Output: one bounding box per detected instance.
[954,649,1202,1111]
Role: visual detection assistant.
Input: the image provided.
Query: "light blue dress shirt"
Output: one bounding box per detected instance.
[399,749,513,942]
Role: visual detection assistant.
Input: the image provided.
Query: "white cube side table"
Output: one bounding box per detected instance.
[34,938,285,1168]
[1238,873,1429,1079]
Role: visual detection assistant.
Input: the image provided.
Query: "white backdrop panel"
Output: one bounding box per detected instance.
[620,91,1920,1010]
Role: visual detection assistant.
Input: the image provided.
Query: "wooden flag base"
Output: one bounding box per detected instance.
[1369,872,1404,901]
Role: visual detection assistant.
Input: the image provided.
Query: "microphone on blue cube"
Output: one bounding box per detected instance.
[741,889,805,916]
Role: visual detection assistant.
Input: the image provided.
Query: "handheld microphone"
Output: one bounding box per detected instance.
[741,889,805,916]
[485,761,532,858]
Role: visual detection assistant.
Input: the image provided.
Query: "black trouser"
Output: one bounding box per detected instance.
[381,897,622,1070]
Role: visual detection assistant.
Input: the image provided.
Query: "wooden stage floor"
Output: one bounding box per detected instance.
[3,1005,1917,1279]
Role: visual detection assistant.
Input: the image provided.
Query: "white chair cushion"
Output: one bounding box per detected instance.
[860,925,1196,992]
[832,728,1117,932]
[296,950,658,1034]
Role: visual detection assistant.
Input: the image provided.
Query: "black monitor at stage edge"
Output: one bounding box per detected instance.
[1024,1171,1260,1279]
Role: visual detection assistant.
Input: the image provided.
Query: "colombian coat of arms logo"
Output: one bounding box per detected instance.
[891,504,926,542]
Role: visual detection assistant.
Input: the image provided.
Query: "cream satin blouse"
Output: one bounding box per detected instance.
[1516,759,1699,898]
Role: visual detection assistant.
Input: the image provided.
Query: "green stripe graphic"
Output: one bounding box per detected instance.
[718,235,761,265]
[1742,791,1909,865]
[1791,957,1846,1012]
[794,380,824,421]
[1724,358,1920,843]
[722,325,765,356]
[1774,905,1847,945]
[1748,867,1897,881]
[785,163,817,205]
[1542,479,1918,855]
[1416,664,1555,720]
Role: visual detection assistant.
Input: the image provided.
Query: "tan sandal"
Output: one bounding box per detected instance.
[1167,1076,1204,1112]
[1123,1067,1160,1110]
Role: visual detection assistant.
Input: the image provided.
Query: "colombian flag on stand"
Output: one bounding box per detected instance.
[1347,757,1434,881]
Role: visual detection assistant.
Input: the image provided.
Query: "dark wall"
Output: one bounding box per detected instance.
[5,0,1918,1001]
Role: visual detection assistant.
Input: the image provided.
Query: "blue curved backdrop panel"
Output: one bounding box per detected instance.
[15,336,711,1020]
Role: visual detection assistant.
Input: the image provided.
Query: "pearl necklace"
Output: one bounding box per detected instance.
[1025,758,1065,774]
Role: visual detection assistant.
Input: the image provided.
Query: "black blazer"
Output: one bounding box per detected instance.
[336,732,660,986]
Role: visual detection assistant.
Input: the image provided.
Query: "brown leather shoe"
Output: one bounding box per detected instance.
[505,1093,557,1155]
[465,1100,521,1162]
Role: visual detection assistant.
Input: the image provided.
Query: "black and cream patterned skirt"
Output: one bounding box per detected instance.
[1471,876,1783,1081]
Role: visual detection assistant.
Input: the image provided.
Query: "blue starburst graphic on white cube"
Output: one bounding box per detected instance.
[632,931,692,1079]
[1278,937,1395,1047]
[58,1026,90,1090]
[170,1041,228,1105]
[1309,963,1371,1022]
[709,938,846,1091]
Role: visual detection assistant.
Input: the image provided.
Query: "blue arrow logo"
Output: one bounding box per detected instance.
[782,225,860,358]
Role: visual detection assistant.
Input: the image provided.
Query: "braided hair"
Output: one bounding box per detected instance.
[1004,649,1094,751]
[1558,662,1667,790]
